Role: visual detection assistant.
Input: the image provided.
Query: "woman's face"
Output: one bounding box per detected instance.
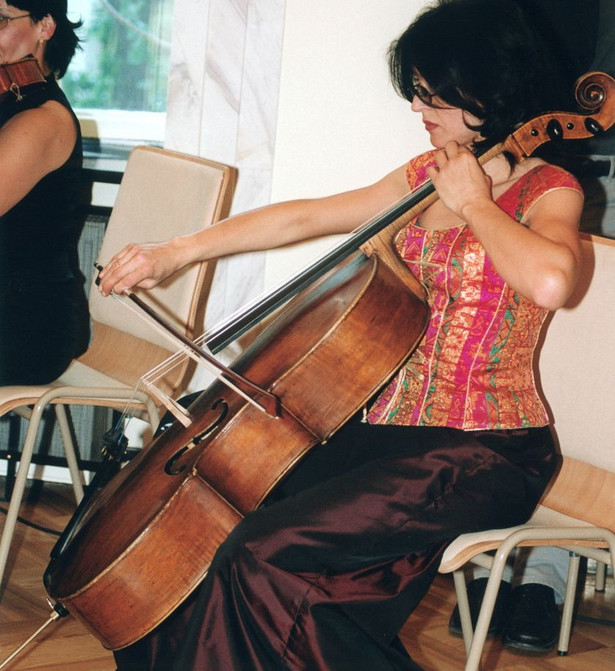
[0,2,52,67]
[410,72,482,149]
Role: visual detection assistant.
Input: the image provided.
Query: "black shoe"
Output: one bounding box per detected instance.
[502,584,560,653]
[448,578,511,638]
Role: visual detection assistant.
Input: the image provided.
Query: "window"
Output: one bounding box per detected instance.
[64,0,174,144]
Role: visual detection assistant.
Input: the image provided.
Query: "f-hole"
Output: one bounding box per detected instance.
[165,399,229,475]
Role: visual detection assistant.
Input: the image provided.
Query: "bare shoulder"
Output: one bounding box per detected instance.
[4,100,75,140]
[507,156,548,183]
[516,156,547,173]
[1,100,76,166]
[0,101,77,213]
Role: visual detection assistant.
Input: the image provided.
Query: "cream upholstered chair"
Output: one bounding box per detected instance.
[438,234,615,671]
[0,146,236,591]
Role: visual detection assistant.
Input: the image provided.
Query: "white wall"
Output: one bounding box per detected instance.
[266,0,431,287]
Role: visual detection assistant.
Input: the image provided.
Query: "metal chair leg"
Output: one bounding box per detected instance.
[462,551,513,671]
[0,398,48,591]
[453,570,474,654]
[54,405,84,503]
[558,552,580,656]
[595,561,607,592]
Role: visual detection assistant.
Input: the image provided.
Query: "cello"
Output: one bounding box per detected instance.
[43,72,615,651]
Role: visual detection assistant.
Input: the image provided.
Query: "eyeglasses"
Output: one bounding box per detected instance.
[409,78,435,106]
[0,14,32,31]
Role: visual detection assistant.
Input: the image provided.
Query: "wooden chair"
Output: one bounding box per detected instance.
[438,234,615,671]
[0,146,237,592]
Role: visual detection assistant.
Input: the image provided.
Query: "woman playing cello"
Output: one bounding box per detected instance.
[99,1,583,669]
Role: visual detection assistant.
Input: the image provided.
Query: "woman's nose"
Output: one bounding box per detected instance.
[411,95,426,112]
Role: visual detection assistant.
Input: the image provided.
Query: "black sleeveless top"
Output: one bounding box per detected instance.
[0,76,90,385]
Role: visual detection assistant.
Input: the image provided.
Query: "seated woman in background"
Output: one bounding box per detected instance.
[100,1,584,669]
[0,0,88,385]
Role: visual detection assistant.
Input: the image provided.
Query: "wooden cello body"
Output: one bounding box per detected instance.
[44,252,428,650]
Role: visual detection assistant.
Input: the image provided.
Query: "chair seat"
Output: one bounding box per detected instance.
[0,361,134,415]
[439,505,593,574]
[57,360,130,388]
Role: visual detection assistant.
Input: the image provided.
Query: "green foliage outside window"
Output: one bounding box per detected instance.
[63,0,173,112]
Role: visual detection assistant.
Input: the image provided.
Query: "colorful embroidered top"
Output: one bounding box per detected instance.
[367,150,582,430]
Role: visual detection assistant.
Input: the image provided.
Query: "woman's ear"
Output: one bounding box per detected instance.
[38,14,57,42]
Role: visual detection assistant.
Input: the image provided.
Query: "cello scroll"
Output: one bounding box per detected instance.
[502,71,615,161]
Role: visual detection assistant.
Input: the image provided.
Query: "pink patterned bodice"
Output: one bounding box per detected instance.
[367,151,582,430]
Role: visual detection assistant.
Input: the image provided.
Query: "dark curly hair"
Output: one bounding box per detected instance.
[388,0,568,159]
[11,0,82,78]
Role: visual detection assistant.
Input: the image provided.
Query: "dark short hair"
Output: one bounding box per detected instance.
[389,0,567,157]
[12,0,82,78]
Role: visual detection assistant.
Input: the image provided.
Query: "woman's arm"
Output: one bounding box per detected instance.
[0,100,76,215]
[427,142,583,310]
[97,163,411,296]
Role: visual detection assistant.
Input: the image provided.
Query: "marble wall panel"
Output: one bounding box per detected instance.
[166,0,286,384]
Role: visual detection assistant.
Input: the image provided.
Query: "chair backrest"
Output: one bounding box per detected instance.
[79,146,236,395]
[537,234,615,473]
[536,234,615,527]
[539,456,615,531]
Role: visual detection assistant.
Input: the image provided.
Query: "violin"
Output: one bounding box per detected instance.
[0,55,46,102]
[43,71,615,651]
